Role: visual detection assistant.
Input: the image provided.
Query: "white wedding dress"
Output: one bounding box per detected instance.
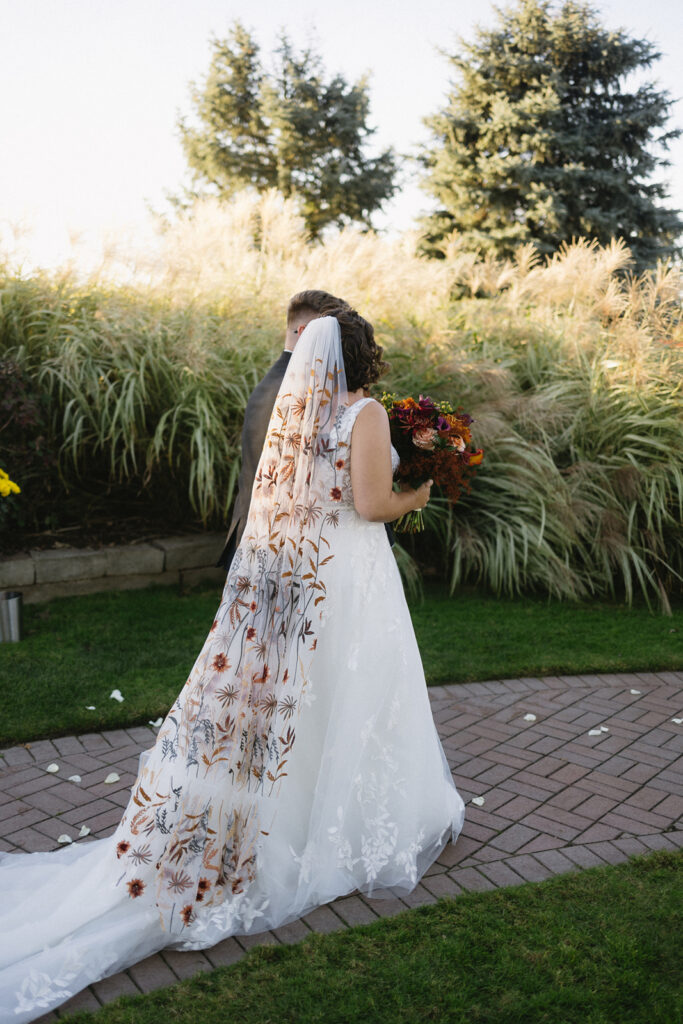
[0,320,465,1023]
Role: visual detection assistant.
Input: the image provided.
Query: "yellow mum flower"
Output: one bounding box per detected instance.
[0,469,21,497]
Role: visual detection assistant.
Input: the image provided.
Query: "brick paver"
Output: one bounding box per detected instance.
[4,670,680,1023]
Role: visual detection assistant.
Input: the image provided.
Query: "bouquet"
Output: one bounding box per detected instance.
[380,393,484,533]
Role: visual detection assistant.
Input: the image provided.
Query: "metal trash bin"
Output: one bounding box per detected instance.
[0,590,23,642]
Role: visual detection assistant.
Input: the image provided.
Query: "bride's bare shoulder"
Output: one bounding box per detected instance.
[352,398,389,436]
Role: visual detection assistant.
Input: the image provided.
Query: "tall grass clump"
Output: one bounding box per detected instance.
[1,192,681,611]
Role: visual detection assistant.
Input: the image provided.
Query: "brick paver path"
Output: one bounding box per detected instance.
[2,671,682,1022]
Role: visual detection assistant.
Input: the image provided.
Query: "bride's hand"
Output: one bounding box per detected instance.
[411,479,433,510]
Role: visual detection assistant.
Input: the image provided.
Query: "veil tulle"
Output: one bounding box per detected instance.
[112,316,351,934]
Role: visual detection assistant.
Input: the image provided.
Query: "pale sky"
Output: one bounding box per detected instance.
[1,0,682,270]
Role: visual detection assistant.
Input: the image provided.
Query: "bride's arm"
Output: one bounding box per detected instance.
[350,400,432,523]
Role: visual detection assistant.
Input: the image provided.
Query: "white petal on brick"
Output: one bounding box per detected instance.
[523,713,537,722]
[630,690,641,695]
[149,718,163,728]
[672,718,683,725]
[45,763,60,773]
[103,772,120,784]
[79,826,91,837]
[109,689,124,703]
[57,834,73,844]
[471,796,485,806]
[587,728,602,736]
[68,775,82,783]
[600,726,609,732]
[85,706,96,710]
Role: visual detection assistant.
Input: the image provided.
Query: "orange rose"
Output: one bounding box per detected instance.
[413,427,438,450]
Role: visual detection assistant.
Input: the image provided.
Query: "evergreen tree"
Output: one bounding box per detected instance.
[178,24,397,237]
[421,0,682,267]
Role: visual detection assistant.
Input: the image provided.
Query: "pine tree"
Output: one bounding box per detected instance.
[178,24,397,238]
[421,0,682,267]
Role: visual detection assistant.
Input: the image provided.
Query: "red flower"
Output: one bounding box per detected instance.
[335,458,345,469]
[181,904,194,925]
[246,626,257,641]
[116,840,130,859]
[330,487,342,501]
[127,878,145,898]
[250,601,258,612]
[212,653,230,672]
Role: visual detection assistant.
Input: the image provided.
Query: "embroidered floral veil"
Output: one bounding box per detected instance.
[113,315,351,934]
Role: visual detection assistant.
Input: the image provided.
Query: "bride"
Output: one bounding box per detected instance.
[0,309,465,1022]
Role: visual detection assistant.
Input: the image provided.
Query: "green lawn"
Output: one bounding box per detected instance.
[0,582,680,747]
[63,850,682,1024]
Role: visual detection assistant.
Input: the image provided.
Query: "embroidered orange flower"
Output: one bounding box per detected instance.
[246,627,257,641]
[249,601,258,612]
[335,458,345,469]
[196,878,211,902]
[330,487,342,501]
[212,653,230,672]
[127,878,145,898]
[116,840,130,859]
[181,904,194,925]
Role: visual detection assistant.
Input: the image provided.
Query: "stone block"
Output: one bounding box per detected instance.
[104,543,164,577]
[152,534,225,571]
[23,571,180,605]
[0,553,35,588]
[32,547,109,584]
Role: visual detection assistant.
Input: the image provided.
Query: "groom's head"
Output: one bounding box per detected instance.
[286,289,350,351]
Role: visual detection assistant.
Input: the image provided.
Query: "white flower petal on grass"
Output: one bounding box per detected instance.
[85,706,96,710]
[630,690,641,695]
[79,826,91,837]
[45,763,60,773]
[471,796,485,807]
[600,726,609,732]
[68,775,82,783]
[57,835,73,844]
[672,718,683,725]
[523,714,537,722]
[149,718,163,728]
[109,689,124,703]
[103,772,120,784]
[587,729,602,736]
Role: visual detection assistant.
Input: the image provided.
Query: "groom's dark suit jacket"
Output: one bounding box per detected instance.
[216,350,395,571]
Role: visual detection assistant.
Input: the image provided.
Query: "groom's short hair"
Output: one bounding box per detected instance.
[287,289,350,326]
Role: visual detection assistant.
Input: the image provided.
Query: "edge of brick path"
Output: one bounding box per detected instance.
[1,670,681,1022]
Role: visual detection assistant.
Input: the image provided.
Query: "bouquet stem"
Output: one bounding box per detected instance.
[394,510,425,534]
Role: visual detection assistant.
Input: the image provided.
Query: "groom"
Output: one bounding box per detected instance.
[216,290,350,571]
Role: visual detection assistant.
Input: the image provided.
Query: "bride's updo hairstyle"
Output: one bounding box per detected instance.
[331,307,387,393]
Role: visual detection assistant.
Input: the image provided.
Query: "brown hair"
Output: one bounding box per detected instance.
[329,306,387,393]
[287,289,349,327]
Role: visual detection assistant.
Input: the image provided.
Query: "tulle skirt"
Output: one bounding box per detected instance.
[0,518,464,1022]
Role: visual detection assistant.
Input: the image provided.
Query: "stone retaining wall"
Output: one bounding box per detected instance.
[0,534,227,603]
